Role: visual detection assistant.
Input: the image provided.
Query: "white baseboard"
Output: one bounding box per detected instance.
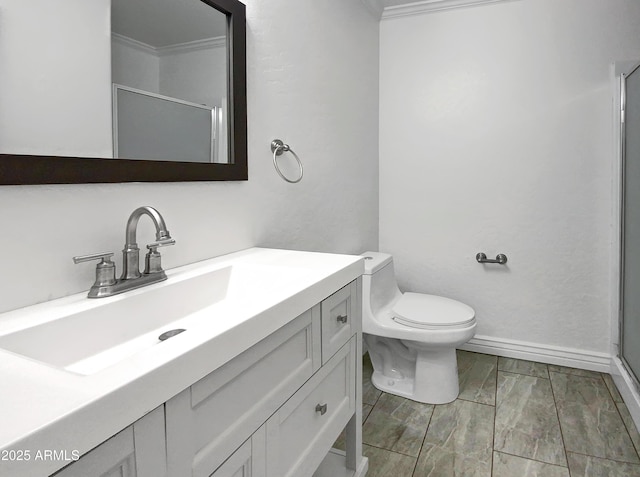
[611,358,640,433]
[459,334,612,373]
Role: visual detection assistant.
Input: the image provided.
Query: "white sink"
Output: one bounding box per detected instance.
[0,262,310,375]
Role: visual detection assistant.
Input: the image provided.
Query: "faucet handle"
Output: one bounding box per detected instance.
[146,238,175,250]
[73,252,117,289]
[73,251,115,264]
[144,239,175,275]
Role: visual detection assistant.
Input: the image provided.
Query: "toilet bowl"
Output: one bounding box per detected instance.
[361,252,476,404]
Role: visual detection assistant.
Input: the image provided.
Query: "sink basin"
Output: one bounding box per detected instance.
[0,262,311,375]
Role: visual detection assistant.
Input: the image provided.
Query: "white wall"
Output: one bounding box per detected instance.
[380,0,640,357]
[0,0,379,314]
[0,0,112,157]
[111,37,227,108]
[111,37,160,94]
[160,44,227,108]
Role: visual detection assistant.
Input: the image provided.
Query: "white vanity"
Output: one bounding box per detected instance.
[0,248,368,477]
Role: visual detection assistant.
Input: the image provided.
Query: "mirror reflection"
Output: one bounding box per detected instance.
[111,0,229,163]
[0,0,231,165]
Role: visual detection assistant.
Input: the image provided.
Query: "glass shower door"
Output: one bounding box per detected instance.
[621,63,640,384]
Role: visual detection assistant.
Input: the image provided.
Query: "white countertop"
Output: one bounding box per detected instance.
[0,248,363,477]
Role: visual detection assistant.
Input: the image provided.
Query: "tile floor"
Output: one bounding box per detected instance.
[352,350,640,477]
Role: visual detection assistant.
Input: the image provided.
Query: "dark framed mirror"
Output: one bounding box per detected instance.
[0,0,246,184]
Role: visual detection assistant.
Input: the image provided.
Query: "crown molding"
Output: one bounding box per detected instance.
[382,0,520,19]
[156,36,226,56]
[361,0,384,19]
[112,33,225,57]
[112,33,157,55]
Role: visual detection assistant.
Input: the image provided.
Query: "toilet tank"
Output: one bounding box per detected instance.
[361,252,402,317]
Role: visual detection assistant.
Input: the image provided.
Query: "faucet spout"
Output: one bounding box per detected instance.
[122,206,173,280]
[74,206,175,297]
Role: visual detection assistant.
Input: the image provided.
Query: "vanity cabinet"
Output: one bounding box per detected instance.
[209,428,266,477]
[210,438,254,477]
[52,406,166,477]
[165,307,321,476]
[265,336,355,477]
[51,279,366,477]
[321,283,354,364]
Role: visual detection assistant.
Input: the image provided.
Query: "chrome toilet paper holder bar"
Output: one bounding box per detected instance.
[476,252,508,264]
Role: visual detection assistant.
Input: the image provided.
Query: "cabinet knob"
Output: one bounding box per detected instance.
[315,403,328,415]
[336,314,348,324]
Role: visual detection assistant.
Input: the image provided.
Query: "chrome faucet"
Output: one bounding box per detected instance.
[73,206,175,298]
[122,206,174,279]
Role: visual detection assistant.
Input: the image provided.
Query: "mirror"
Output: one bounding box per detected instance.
[112,0,229,164]
[0,0,247,184]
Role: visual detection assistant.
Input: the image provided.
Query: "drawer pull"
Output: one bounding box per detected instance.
[315,403,328,415]
[336,314,348,324]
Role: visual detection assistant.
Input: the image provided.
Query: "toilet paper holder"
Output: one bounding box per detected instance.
[476,252,508,265]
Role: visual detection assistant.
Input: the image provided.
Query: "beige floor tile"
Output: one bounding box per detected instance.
[414,399,494,477]
[498,357,549,379]
[492,451,569,477]
[603,373,624,403]
[547,364,601,379]
[359,353,640,476]
[363,393,434,457]
[333,403,374,451]
[362,444,416,477]
[457,350,498,406]
[494,371,566,465]
[567,452,640,477]
[550,372,639,463]
[618,401,640,454]
[363,403,374,422]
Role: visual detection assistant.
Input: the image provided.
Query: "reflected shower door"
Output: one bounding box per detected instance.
[621,63,640,383]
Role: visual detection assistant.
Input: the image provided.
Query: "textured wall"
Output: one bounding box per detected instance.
[112,37,161,93]
[160,45,227,108]
[0,0,112,157]
[0,0,379,313]
[379,0,640,354]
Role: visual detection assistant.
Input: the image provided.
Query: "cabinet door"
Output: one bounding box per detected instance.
[52,406,166,477]
[167,308,320,477]
[265,337,356,477]
[211,439,252,477]
[210,426,266,477]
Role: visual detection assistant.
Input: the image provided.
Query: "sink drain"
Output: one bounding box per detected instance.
[158,329,186,341]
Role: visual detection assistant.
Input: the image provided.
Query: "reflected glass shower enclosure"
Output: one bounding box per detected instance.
[621,62,640,385]
[113,84,221,164]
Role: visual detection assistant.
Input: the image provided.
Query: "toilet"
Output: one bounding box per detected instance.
[361,252,476,404]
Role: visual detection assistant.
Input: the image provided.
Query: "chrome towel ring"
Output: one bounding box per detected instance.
[271,139,303,183]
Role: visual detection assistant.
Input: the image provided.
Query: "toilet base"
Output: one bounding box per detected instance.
[366,336,462,404]
[370,370,416,401]
[410,345,460,404]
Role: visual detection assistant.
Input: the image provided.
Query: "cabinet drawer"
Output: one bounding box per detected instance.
[321,282,355,364]
[265,336,356,477]
[167,308,321,477]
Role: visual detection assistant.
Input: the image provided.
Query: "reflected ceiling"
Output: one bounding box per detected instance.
[112,0,227,47]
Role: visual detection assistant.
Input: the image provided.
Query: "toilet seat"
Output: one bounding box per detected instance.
[392,293,475,330]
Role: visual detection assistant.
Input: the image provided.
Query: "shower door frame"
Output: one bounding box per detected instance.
[619,61,640,389]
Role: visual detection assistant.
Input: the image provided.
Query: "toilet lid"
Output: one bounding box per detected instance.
[392,293,475,329]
